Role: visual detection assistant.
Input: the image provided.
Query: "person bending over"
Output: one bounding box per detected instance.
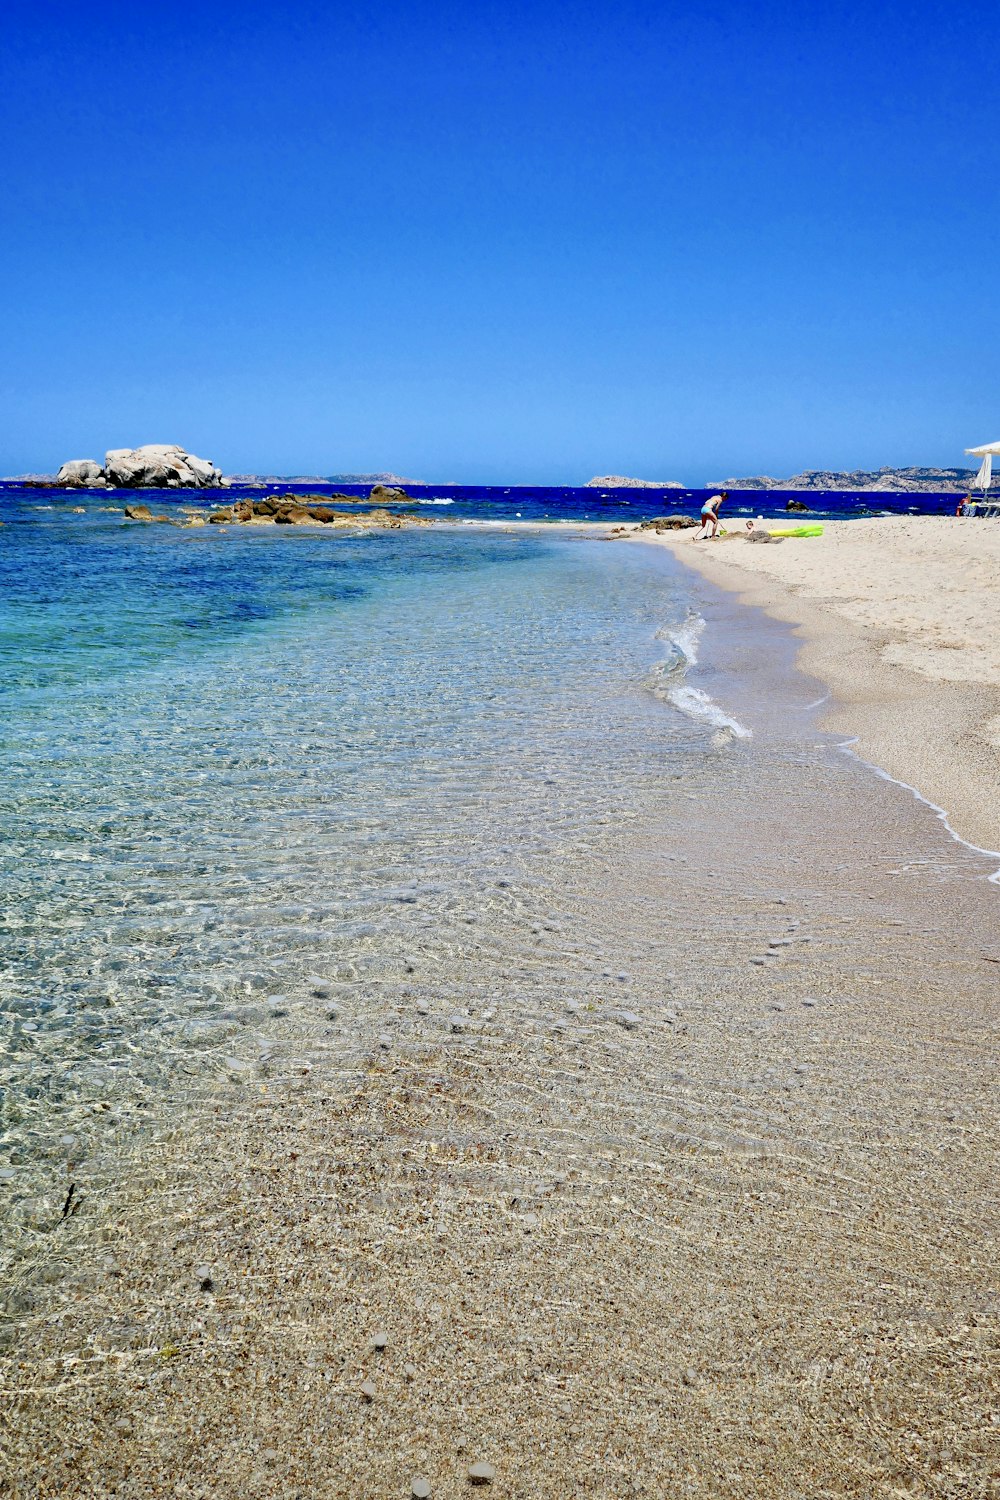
[696,490,727,539]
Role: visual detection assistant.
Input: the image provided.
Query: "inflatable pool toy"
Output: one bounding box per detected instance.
[768,524,824,538]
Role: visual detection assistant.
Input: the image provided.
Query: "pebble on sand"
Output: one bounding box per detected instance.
[615,1011,641,1030]
[411,1478,432,1498]
[360,1380,376,1402]
[468,1462,496,1485]
[369,1331,388,1351]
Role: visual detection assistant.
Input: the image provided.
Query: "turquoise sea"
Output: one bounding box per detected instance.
[1,497,757,1267]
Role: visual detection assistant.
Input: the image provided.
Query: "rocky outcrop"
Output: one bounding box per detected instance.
[205,499,430,530]
[56,444,222,488]
[369,484,413,504]
[104,444,222,488]
[586,476,684,489]
[123,504,170,522]
[56,459,107,487]
[638,515,699,531]
[785,498,810,512]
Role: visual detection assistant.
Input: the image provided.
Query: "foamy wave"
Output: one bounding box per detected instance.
[664,684,752,741]
[649,611,751,741]
[656,612,704,668]
[416,497,454,506]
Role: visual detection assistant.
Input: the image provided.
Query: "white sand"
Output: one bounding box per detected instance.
[639,517,1000,854]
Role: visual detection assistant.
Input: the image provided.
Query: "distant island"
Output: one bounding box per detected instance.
[707,466,988,494]
[226,472,420,486]
[585,475,684,488]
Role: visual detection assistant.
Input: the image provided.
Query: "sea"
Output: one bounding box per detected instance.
[0,479,975,1311]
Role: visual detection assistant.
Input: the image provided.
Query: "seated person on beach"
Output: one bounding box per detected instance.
[696,490,727,538]
[957,495,978,517]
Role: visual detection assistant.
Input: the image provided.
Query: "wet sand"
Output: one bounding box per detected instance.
[639,516,1000,857]
[3,561,999,1498]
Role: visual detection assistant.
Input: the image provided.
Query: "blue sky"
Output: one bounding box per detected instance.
[1,0,995,483]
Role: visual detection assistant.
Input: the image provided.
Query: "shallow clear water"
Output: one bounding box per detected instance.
[1,513,741,1230]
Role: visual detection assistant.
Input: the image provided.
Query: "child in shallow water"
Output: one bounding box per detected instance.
[696,490,726,539]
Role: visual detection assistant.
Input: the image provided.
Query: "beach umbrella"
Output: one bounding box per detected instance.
[965,440,1000,491]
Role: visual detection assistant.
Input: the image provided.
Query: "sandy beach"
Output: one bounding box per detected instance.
[637,516,1000,857]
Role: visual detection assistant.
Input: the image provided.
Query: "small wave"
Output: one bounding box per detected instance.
[664,683,752,742]
[837,738,1000,884]
[416,497,455,506]
[647,611,751,742]
[655,611,705,668]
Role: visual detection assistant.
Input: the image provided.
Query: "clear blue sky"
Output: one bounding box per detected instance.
[1,0,995,483]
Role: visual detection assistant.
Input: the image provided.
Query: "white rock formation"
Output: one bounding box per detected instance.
[104,444,222,488]
[56,459,108,487]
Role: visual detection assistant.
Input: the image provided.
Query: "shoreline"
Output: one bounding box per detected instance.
[634,516,1000,858]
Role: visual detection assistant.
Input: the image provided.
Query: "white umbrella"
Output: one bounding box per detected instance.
[965,440,1000,492]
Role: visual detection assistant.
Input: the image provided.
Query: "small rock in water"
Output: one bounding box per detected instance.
[449,1016,466,1034]
[416,1002,430,1016]
[801,998,817,1008]
[615,1011,641,1031]
[0,1168,17,1181]
[378,1033,393,1050]
[360,1379,376,1402]
[309,977,332,998]
[749,957,767,967]
[412,1479,432,1499]
[663,1009,678,1024]
[468,1462,496,1485]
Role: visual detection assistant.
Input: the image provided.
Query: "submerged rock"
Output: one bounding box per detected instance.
[123,503,170,522]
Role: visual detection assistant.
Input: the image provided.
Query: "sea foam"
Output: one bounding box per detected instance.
[650,612,752,742]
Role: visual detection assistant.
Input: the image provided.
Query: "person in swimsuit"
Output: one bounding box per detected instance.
[696,490,727,539]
